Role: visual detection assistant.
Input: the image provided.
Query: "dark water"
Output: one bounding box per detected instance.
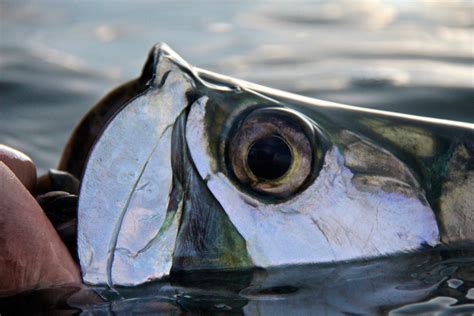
[1,0,473,314]
[2,249,474,315]
[79,249,474,315]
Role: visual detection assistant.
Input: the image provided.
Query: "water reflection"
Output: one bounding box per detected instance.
[0,1,473,314]
[66,249,473,315]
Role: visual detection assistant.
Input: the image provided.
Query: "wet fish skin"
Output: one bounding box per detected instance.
[67,43,473,286]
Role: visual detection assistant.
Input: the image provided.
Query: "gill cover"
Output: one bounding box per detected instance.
[78,45,193,285]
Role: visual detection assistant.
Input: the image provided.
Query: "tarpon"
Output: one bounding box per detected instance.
[58,43,473,286]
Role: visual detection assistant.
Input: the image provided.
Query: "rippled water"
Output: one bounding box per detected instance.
[1,249,474,315]
[1,0,473,314]
[1,0,473,173]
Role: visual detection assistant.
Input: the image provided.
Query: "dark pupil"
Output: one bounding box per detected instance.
[247,136,292,180]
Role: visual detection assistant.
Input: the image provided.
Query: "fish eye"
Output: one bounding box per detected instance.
[228,107,318,197]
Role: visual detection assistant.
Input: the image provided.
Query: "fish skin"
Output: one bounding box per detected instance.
[69,43,473,286]
[186,96,439,267]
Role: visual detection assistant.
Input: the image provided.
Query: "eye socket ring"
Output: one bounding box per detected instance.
[228,107,315,197]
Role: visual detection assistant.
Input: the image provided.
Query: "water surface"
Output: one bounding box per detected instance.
[0,1,473,314]
[1,0,472,172]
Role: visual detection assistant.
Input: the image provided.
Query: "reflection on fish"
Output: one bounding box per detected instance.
[60,43,474,286]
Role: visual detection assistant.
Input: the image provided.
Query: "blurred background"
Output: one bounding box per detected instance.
[1,0,473,173]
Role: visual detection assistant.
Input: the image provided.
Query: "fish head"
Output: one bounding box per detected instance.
[77,43,473,286]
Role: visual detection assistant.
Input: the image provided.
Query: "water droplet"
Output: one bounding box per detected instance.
[214,303,232,310]
[467,288,474,300]
[173,293,191,299]
[447,278,463,289]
